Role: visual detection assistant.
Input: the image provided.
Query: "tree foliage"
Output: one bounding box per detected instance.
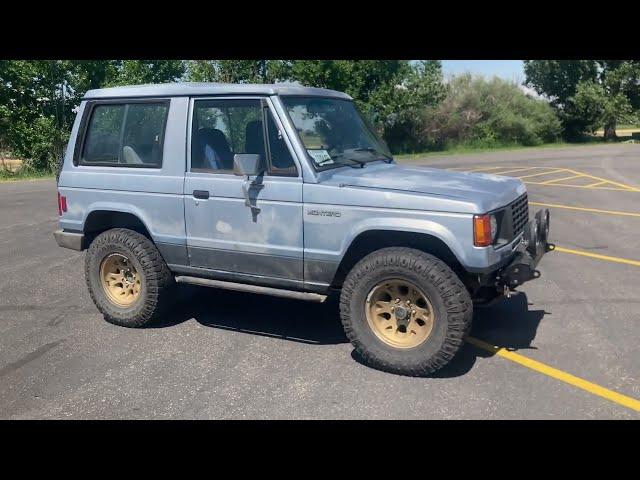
[525,60,640,139]
[1,59,449,165]
[0,60,76,170]
[422,74,561,149]
[4,59,619,172]
[186,60,272,83]
[0,60,185,170]
[107,60,186,86]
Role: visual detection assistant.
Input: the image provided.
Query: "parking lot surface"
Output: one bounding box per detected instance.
[0,144,638,419]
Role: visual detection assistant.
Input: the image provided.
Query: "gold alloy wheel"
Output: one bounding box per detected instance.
[99,253,142,307]
[365,279,435,349]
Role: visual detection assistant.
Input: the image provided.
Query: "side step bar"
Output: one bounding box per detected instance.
[174,276,328,303]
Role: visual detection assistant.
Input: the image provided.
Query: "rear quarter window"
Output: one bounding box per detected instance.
[79,101,169,168]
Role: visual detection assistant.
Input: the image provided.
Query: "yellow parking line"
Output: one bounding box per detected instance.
[590,186,640,191]
[540,174,585,185]
[584,181,608,188]
[565,168,640,192]
[555,246,640,267]
[465,166,511,173]
[517,169,568,179]
[491,167,538,175]
[466,336,640,412]
[524,182,632,191]
[445,165,640,191]
[530,202,640,218]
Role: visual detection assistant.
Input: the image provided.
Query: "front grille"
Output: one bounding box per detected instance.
[510,193,529,238]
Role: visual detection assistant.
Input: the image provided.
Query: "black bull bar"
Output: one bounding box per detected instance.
[496,209,554,290]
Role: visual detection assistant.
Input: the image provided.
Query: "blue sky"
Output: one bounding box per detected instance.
[441,60,524,82]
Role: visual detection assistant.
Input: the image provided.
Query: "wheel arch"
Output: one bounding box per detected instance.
[82,207,153,244]
[331,229,466,288]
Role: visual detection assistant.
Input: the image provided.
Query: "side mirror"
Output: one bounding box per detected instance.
[233,154,264,212]
[233,154,263,177]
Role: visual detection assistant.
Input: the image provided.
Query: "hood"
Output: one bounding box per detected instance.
[319,162,527,213]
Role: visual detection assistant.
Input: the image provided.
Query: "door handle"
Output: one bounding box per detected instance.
[193,190,209,200]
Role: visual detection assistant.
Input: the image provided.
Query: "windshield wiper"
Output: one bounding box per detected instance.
[352,147,394,163]
[324,154,367,168]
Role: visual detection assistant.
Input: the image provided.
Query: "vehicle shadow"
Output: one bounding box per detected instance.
[153,285,349,345]
[155,286,547,376]
[430,292,548,378]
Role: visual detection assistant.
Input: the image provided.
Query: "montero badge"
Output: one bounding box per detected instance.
[306,209,342,217]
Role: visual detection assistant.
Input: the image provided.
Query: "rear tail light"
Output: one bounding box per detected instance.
[57,192,67,215]
[473,214,494,247]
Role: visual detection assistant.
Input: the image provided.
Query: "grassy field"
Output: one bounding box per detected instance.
[0,170,54,182]
[0,157,22,171]
[0,155,54,182]
[0,168,54,182]
[395,142,596,160]
[1,136,637,181]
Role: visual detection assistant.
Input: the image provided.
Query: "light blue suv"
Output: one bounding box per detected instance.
[55,82,552,375]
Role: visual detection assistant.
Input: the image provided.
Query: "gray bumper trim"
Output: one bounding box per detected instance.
[54,229,85,251]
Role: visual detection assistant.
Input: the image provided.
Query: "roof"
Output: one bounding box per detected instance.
[83,82,353,100]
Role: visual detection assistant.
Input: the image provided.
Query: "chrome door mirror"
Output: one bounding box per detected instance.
[233,154,264,213]
[233,154,263,177]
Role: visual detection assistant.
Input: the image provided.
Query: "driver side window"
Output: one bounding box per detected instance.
[190,99,298,177]
[191,99,264,173]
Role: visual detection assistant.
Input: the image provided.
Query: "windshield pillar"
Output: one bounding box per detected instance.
[269,95,320,183]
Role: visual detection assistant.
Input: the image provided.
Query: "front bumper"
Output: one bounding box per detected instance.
[496,208,553,290]
[54,229,85,251]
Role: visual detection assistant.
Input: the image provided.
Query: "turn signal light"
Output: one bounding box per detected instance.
[473,214,492,247]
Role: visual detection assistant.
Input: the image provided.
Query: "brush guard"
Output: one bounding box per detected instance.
[496,209,554,295]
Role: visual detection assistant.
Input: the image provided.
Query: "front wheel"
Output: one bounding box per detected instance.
[340,247,473,376]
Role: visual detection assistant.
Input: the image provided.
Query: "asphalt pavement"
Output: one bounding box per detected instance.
[0,144,638,419]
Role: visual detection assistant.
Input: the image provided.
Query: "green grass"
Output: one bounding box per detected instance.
[0,168,54,182]
[395,139,630,160]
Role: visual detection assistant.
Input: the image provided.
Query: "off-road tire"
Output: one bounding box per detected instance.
[340,247,473,376]
[85,228,175,327]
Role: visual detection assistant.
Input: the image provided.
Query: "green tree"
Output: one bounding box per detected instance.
[0,60,187,171]
[107,60,186,86]
[524,60,640,139]
[570,81,633,136]
[270,60,408,107]
[423,74,561,149]
[0,60,76,170]
[184,60,445,152]
[267,60,445,152]
[367,60,446,151]
[186,60,273,83]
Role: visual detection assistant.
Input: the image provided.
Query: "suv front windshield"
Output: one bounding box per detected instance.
[281,96,393,170]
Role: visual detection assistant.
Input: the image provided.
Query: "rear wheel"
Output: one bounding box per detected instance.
[340,247,473,376]
[85,228,175,327]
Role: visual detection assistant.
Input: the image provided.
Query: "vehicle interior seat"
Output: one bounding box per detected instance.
[85,133,120,162]
[122,145,144,165]
[192,128,234,170]
[245,120,266,161]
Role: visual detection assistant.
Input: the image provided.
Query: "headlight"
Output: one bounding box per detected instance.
[490,214,498,241]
